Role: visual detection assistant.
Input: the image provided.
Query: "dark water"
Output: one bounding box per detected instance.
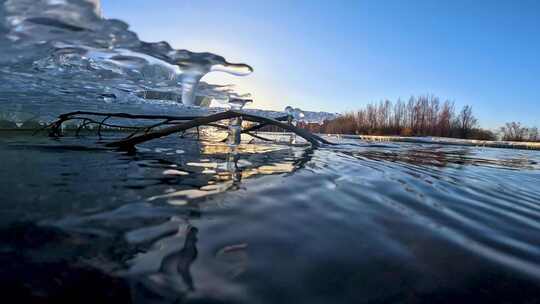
[1,132,540,303]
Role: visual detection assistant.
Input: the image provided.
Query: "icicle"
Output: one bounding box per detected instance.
[285,106,304,144]
[228,116,242,146]
[227,98,252,146]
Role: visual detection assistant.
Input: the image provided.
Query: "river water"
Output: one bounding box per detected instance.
[1,132,540,303]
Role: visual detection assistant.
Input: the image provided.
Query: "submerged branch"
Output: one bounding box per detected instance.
[104,111,334,148]
[42,110,334,149]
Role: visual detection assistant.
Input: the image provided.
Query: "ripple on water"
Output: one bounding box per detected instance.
[1,134,540,303]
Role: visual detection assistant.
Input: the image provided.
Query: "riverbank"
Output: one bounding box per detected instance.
[335,134,540,150]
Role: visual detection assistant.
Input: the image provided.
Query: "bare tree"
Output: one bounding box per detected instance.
[499,122,539,141]
[456,105,478,138]
[315,95,492,139]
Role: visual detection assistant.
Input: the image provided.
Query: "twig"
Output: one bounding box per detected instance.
[75,119,92,136]
[97,116,111,139]
[246,132,274,142]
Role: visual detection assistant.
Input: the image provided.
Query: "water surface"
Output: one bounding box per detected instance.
[1,132,540,303]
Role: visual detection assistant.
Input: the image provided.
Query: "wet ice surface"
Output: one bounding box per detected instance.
[0,0,255,123]
[0,0,337,125]
[1,132,540,303]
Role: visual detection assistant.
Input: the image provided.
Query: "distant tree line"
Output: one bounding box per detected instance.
[499,122,539,142]
[298,95,495,140]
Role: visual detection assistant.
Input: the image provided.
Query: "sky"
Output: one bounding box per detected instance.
[102,0,540,128]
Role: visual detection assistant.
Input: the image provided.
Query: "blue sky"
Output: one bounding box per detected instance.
[102,0,540,128]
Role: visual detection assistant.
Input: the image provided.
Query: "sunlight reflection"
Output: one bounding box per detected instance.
[149,142,307,206]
